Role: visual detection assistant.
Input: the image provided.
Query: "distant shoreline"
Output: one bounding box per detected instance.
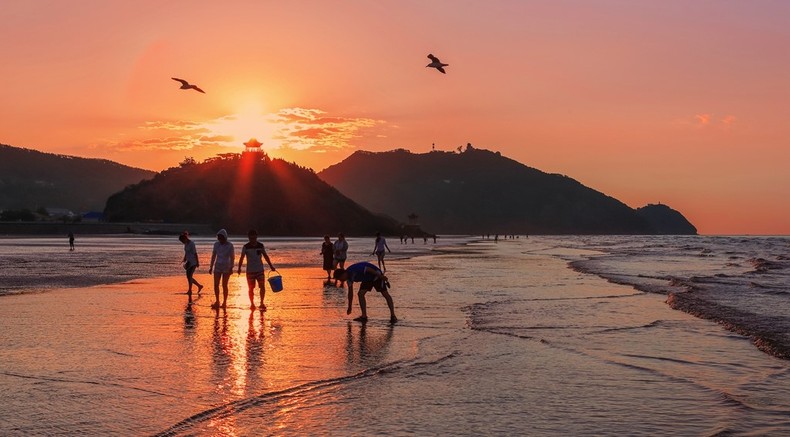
[0,221,214,236]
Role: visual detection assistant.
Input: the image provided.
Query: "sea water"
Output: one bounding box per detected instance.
[0,235,788,435]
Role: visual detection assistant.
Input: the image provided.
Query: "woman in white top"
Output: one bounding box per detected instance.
[209,229,235,309]
[371,232,392,272]
[179,232,203,297]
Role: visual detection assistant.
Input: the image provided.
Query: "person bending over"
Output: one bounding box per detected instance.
[334,262,397,323]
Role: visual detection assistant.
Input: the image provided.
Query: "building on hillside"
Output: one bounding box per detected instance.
[242,138,267,160]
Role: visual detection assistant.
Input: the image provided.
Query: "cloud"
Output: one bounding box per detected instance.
[721,115,736,126]
[268,107,384,151]
[695,114,711,125]
[198,135,235,143]
[102,106,385,154]
[141,120,208,132]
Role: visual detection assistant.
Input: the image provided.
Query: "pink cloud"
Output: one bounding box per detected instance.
[695,114,711,125]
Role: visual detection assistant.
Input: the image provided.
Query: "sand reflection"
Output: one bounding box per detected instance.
[345,322,394,368]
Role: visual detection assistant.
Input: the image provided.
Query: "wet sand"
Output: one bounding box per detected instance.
[1,240,788,435]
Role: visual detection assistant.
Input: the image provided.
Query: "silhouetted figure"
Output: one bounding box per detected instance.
[209,229,235,309]
[237,229,276,311]
[321,235,334,282]
[423,235,428,244]
[68,231,75,251]
[179,232,203,297]
[171,77,205,93]
[411,236,414,244]
[334,262,396,323]
[495,234,499,243]
[334,233,349,286]
[426,54,449,74]
[372,232,392,272]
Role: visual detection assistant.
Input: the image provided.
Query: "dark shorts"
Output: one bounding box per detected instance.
[246,271,265,288]
[360,278,387,293]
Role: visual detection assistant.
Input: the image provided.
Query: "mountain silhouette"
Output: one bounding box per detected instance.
[636,203,697,235]
[0,143,154,212]
[104,153,401,235]
[318,147,696,235]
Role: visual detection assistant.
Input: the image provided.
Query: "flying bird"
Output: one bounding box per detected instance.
[171,77,205,93]
[426,54,448,74]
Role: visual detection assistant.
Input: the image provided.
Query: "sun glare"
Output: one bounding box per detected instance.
[207,101,282,150]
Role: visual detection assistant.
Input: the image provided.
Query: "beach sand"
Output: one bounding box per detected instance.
[1,239,788,435]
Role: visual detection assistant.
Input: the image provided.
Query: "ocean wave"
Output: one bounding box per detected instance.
[747,257,786,273]
[666,292,789,360]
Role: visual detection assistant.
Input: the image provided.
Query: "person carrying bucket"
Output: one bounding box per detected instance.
[237,229,277,311]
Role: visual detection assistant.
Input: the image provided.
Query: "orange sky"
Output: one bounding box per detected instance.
[2,1,789,235]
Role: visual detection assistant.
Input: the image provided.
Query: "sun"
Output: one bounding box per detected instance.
[206,101,283,150]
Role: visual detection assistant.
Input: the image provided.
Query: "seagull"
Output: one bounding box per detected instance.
[426,54,448,74]
[171,77,205,93]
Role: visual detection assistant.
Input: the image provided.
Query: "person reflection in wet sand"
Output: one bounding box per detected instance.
[345,322,394,367]
[183,302,196,331]
[245,311,264,381]
[334,262,397,323]
[211,310,232,377]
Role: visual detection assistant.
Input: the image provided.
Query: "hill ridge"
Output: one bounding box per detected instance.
[319,146,696,235]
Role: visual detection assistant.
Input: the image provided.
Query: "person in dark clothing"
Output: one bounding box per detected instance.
[333,262,397,323]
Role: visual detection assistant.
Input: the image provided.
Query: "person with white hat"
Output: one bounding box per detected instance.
[209,229,235,309]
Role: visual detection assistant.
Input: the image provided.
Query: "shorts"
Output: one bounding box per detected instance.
[360,278,388,293]
[246,271,265,288]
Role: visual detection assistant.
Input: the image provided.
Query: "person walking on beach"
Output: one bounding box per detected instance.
[334,262,397,323]
[333,233,349,285]
[68,231,75,251]
[179,232,203,297]
[237,229,276,311]
[321,235,334,283]
[371,232,391,272]
[209,229,235,309]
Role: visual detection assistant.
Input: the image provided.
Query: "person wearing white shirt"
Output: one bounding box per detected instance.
[209,229,235,309]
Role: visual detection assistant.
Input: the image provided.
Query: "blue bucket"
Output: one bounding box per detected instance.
[268,271,283,293]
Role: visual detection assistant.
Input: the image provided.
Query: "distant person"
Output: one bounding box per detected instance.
[423,235,427,244]
[371,232,391,272]
[333,233,349,285]
[334,262,397,323]
[179,232,203,297]
[237,229,276,311]
[433,234,437,243]
[209,229,235,309]
[68,231,75,251]
[320,235,334,283]
[410,236,414,244]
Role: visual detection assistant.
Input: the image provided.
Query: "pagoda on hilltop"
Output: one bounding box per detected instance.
[242,138,266,160]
